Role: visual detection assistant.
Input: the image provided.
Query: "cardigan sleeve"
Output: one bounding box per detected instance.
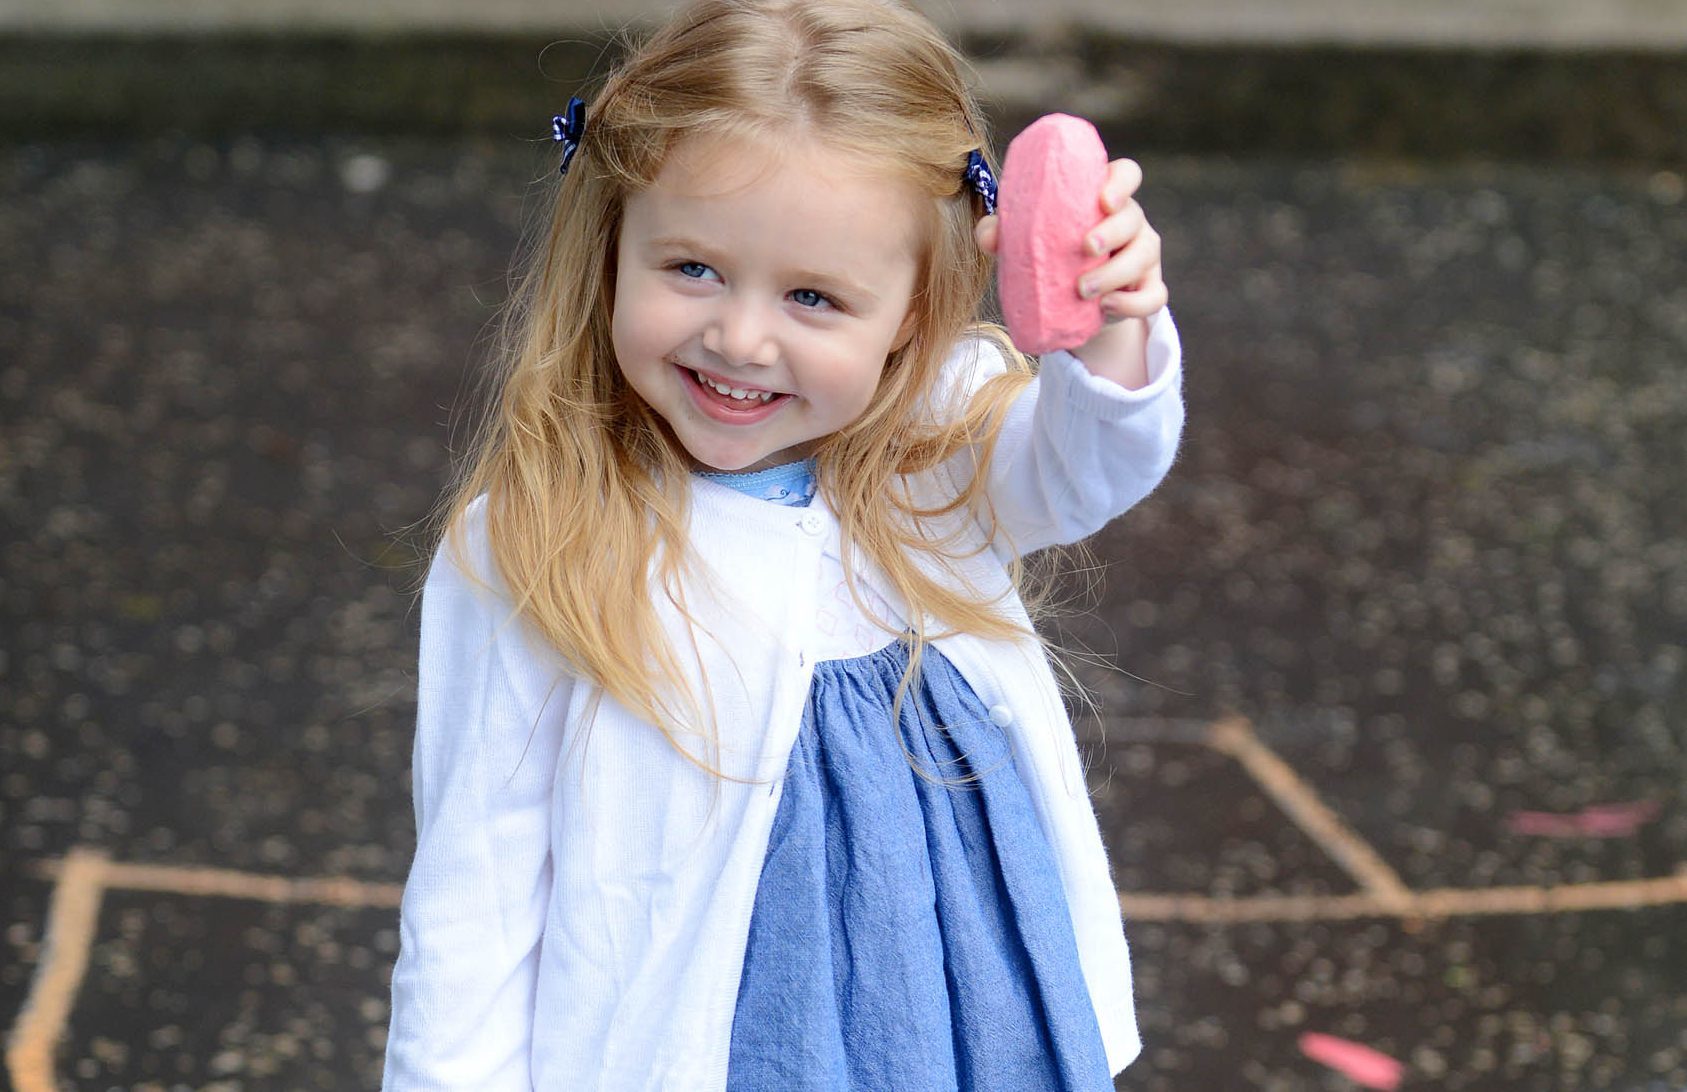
[383,501,571,1090]
[957,308,1184,557]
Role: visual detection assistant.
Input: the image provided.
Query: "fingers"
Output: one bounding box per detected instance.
[1084,199,1146,257]
[1083,158,1166,319]
[974,214,1000,255]
[1099,269,1168,320]
[1100,158,1143,214]
[1078,226,1161,301]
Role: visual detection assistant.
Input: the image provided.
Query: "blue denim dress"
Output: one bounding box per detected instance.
[700,463,1111,1091]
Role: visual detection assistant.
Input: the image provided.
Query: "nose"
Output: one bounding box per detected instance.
[702,296,778,369]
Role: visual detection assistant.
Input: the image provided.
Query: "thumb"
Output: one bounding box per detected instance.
[974,214,1000,255]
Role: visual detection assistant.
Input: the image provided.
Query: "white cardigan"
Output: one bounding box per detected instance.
[383,312,1184,1091]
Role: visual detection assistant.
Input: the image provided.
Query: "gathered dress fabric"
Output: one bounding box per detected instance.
[706,455,1107,1089]
[726,640,1111,1091]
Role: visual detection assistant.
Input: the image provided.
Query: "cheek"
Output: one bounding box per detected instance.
[833,359,888,420]
[611,280,673,371]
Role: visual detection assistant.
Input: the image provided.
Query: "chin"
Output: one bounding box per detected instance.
[686,445,766,474]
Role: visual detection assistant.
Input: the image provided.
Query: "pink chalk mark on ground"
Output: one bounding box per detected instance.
[1298,1032,1405,1090]
[1504,800,1661,838]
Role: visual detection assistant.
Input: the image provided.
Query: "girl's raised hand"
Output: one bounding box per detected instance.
[976,157,1168,388]
[974,158,1167,321]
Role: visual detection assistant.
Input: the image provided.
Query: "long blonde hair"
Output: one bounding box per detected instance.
[441,0,1048,771]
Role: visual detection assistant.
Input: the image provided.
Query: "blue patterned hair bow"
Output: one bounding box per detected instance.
[551,97,587,177]
[965,149,998,216]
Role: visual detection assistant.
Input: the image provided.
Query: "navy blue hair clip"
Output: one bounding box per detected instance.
[965,149,998,216]
[551,97,587,177]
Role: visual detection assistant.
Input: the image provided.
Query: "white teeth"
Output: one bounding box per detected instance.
[694,370,777,402]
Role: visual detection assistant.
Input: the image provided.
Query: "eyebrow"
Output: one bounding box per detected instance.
[643,234,882,308]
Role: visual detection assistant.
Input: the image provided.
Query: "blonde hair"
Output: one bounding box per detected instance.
[440,0,1050,773]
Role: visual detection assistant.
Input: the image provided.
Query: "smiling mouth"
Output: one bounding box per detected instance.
[688,367,781,403]
[676,363,795,422]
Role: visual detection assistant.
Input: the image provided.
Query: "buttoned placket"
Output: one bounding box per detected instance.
[794,504,828,671]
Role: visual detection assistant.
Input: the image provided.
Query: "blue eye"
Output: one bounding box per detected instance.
[791,288,830,310]
[677,261,714,280]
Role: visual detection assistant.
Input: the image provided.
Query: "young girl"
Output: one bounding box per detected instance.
[383,0,1182,1088]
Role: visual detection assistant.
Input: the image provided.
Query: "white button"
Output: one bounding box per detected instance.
[988,704,1013,727]
[799,512,824,535]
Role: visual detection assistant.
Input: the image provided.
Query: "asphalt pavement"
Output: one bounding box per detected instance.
[3,4,1687,1090]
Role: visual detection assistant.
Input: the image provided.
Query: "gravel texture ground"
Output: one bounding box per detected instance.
[2,129,1685,1089]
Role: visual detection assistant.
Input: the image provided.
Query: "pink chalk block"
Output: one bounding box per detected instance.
[1505,800,1661,838]
[1298,1033,1405,1091]
[997,114,1109,354]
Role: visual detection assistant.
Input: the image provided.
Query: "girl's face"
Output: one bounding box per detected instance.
[612,132,924,473]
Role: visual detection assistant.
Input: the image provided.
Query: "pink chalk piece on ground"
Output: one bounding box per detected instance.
[996,113,1109,354]
[1505,799,1661,838]
[1298,1032,1405,1090]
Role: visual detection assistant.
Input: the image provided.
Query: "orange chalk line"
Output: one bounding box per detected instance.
[28,857,402,908]
[23,847,1687,929]
[1122,872,1687,923]
[1204,715,1416,909]
[5,847,109,1092]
